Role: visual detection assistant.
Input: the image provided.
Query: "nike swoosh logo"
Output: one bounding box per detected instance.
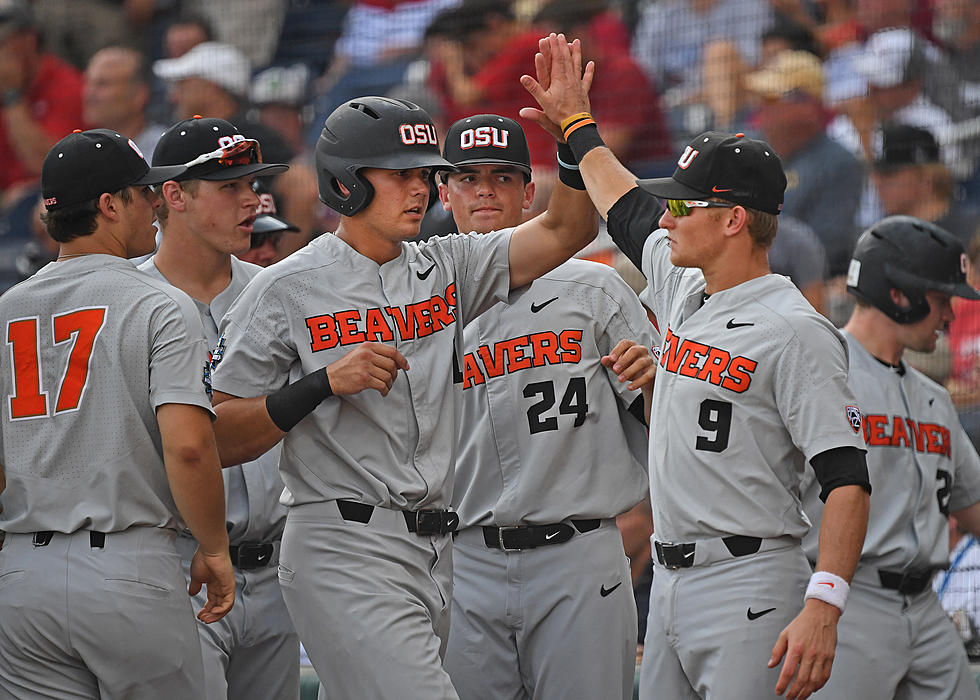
[683,550,694,559]
[600,582,623,597]
[545,531,559,540]
[747,607,776,620]
[929,398,935,406]
[417,263,436,280]
[726,319,754,329]
[712,186,732,193]
[530,297,559,313]
[818,581,835,588]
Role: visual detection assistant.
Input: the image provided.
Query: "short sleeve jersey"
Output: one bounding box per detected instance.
[211,230,513,510]
[803,331,980,571]
[139,255,286,544]
[0,255,213,534]
[453,258,659,526]
[637,231,865,542]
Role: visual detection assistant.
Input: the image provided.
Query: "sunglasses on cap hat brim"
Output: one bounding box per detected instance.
[179,138,289,181]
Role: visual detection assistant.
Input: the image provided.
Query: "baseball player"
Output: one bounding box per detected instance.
[800,216,980,699]
[236,180,301,267]
[437,112,658,700]
[521,34,872,700]
[206,59,599,700]
[0,129,234,698]
[136,116,299,700]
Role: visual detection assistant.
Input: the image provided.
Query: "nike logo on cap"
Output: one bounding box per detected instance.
[531,297,559,313]
[417,263,436,280]
[747,607,776,620]
[545,531,560,540]
[712,186,732,193]
[726,319,754,329]
[600,582,623,597]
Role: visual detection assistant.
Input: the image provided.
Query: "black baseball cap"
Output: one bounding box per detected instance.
[41,129,187,212]
[252,180,299,236]
[872,123,939,172]
[637,131,787,215]
[152,116,288,182]
[443,114,531,176]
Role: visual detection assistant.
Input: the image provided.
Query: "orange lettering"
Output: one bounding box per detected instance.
[696,346,730,385]
[307,314,338,351]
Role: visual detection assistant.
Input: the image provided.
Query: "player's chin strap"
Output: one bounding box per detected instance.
[804,571,849,612]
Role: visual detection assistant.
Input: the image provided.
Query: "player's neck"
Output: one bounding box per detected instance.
[700,248,770,295]
[844,310,904,365]
[335,221,404,265]
[153,231,234,304]
[57,227,127,260]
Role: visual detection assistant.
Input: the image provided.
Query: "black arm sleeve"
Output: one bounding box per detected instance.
[605,187,665,273]
[810,446,872,502]
[627,394,647,427]
[265,367,333,432]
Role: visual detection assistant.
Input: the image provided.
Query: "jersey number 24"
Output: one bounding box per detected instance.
[6,308,107,420]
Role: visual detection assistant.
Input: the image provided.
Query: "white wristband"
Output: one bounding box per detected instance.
[804,571,849,612]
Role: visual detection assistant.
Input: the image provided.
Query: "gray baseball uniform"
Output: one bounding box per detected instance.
[0,255,214,699]
[630,227,866,699]
[444,258,657,700]
[139,254,297,700]
[801,331,980,699]
[210,229,514,699]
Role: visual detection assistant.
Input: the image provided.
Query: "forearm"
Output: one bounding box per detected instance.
[3,103,55,178]
[212,393,285,467]
[158,404,229,555]
[579,146,640,220]
[814,484,869,580]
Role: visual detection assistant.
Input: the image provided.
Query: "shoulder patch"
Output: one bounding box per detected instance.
[845,404,862,433]
[202,334,227,399]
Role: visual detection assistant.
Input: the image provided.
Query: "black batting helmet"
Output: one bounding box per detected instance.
[846,215,980,323]
[314,96,455,215]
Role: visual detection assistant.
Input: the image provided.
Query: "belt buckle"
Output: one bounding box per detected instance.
[656,541,693,569]
[237,542,272,569]
[415,510,443,537]
[497,526,524,551]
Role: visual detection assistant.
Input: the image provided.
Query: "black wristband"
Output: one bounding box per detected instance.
[265,367,333,432]
[566,122,605,164]
[556,141,586,190]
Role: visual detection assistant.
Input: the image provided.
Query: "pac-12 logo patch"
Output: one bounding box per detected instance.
[845,405,862,433]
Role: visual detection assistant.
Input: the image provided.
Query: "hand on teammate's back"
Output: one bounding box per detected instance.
[601,338,657,391]
[189,548,236,624]
[326,342,410,396]
[769,598,841,700]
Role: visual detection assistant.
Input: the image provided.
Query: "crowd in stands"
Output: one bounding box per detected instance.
[1,0,979,669]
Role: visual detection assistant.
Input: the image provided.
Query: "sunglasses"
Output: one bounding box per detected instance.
[665,199,736,217]
[183,139,262,169]
[250,230,283,249]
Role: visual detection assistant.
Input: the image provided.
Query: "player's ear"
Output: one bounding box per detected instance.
[336,180,351,197]
[889,288,912,308]
[438,181,452,212]
[96,191,121,220]
[722,204,748,239]
[522,181,535,211]
[159,180,186,212]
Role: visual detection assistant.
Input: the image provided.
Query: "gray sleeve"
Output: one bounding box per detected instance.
[211,283,295,399]
[148,296,215,415]
[775,325,865,459]
[433,229,513,326]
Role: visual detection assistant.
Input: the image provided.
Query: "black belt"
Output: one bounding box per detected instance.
[229,542,275,570]
[337,500,459,537]
[32,531,105,548]
[655,535,762,568]
[878,569,934,595]
[482,520,601,551]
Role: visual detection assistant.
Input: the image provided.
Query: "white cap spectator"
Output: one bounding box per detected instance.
[153,41,251,98]
[250,64,310,107]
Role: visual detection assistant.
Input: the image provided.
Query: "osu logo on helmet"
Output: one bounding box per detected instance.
[399,123,438,146]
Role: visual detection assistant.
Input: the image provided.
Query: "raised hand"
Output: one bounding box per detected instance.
[519,33,594,140]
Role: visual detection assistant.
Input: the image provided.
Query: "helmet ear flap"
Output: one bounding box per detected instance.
[320,164,374,216]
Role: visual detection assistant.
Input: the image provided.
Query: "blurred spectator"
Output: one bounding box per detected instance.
[307,0,458,149]
[270,0,346,75]
[163,11,214,60]
[871,123,979,245]
[759,17,820,66]
[250,64,312,157]
[33,0,148,70]
[0,0,84,293]
[83,46,166,159]
[947,231,980,446]
[745,49,863,276]
[631,0,772,138]
[531,0,673,176]
[932,0,980,118]
[192,0,288,68]
[236,181,301,267]
[153,41,293,165]
[767,215,828,314]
